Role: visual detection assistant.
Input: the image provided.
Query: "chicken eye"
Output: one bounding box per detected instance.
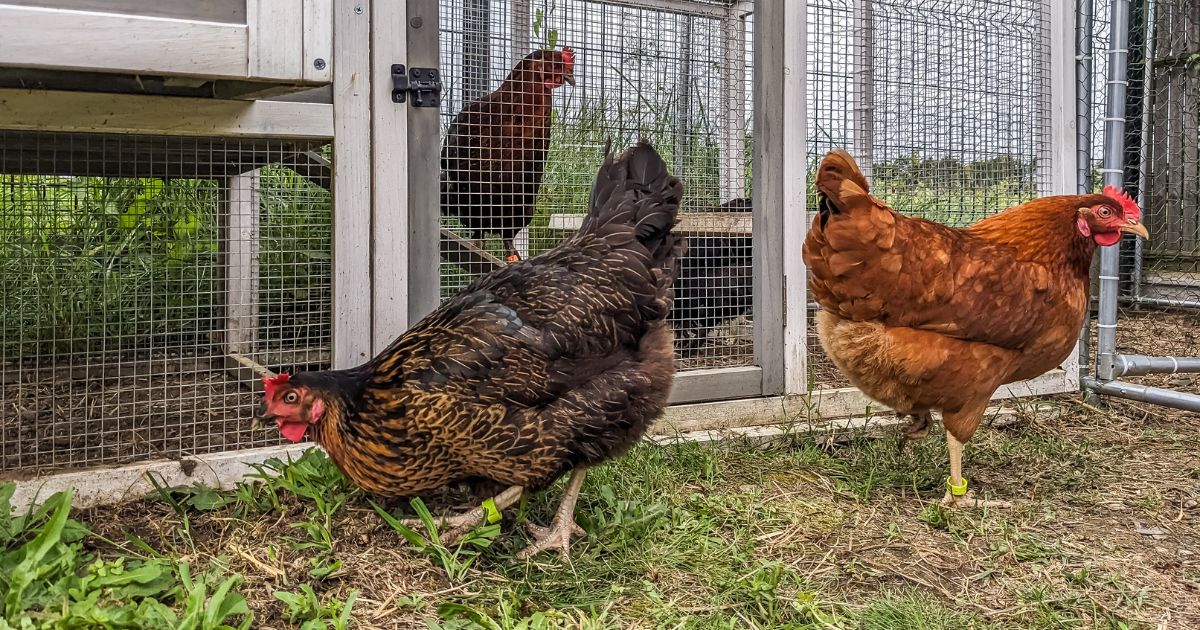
[1098,207,1112,218]
[283,392,299,404]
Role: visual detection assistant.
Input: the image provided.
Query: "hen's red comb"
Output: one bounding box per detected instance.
[562,46,575,68]
[263,372,290,399]
[1103,185,1141,221]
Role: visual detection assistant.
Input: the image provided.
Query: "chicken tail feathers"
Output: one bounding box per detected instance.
[579,140,687,288]
[815,149,873,228]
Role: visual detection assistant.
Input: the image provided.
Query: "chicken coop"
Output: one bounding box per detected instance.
[1,0,1085,503]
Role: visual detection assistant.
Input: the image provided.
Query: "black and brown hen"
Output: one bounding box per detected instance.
[257,141,684,560]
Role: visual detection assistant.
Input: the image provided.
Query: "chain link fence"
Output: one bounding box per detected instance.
[1084,0,1200,408]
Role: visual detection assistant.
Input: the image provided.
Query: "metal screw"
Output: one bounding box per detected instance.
[354,5,363,14]
[313,58,326,70]
[410,16,424,28]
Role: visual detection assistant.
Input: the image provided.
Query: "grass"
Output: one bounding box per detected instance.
[0,167,332,357]
[4,397,1196,628]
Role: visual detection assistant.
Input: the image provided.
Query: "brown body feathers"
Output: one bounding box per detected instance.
[289,142,684,497]
[803,149,1133,443]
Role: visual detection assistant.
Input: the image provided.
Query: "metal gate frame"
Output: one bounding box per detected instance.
[1083,0,1200,411]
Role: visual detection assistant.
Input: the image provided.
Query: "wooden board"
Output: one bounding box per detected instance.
[0,131,327,179]
[0,5,249,79]
[0,89,333,138]
[547,211,752,235]
[3,0,246,23]
[248,0,305,81]
[330,0,373,368]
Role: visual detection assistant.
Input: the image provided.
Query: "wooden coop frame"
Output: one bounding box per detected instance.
[2,0,1081,509]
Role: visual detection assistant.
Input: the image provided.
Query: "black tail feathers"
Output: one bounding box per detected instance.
[580,140,684,246]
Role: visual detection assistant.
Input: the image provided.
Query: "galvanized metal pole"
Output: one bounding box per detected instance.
[1076,0,1095,380]
[674,14,694,179]
[463,0,491,103]
[852,0,876,180]
[1084,378,1200,412]
[1095,0,1130,382]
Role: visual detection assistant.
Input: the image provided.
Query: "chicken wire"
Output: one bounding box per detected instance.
[805,0,1054,389]
[436,0,756,371]
[0,132,333,476]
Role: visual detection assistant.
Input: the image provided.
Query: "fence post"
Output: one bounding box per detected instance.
[1076,0,1095,381]
[331,0,374,368]
[369,0,411,350]
[406,0,443,322]
[754,0,806,396]
[851,0,875,180]
[719,4,749,204]
[1095,0,1131,381]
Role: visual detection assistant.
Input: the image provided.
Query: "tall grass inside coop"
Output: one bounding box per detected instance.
[805,0,1056,390]
[435,0,756,374]
[0,133,334,475]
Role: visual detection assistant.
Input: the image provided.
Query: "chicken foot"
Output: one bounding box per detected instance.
[402,485,525,545]
[903,411,933,441]
[941,432,1012,509]
[516,468,588,561]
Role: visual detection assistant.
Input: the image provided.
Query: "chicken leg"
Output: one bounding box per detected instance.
[502,238,521,263]
[403,485,525,545]
[941,432,1012,509]
[517,468,588,561]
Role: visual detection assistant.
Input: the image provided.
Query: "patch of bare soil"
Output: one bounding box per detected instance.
[0,350,280,478]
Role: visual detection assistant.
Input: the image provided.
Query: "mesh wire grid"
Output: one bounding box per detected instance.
[437,0,756,370]
[0,132,333,475]
[805,0,1055,388]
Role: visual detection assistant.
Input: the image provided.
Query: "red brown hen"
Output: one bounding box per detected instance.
[442,47,576,263]
[803,149,1148,508]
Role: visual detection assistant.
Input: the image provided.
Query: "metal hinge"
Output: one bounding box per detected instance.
[782,275,787,325]
[391,64,442,107]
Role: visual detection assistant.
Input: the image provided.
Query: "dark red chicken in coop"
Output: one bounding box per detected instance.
[257,141,684,560]
[803,149,1148,508]
[441,47,576,263]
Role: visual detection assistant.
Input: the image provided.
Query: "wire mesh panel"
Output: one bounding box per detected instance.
[1138,0,1200,302]
[0,132,332,476]
[436,0,756,372]
[805,0,1054,388]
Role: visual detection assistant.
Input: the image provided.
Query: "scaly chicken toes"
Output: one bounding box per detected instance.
[397,510,484,545]
[516,518,586,561]
[940,478,1012,509]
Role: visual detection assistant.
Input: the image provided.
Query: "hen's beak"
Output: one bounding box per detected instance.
[1120,219,1149,240]
[251,400,276,432]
